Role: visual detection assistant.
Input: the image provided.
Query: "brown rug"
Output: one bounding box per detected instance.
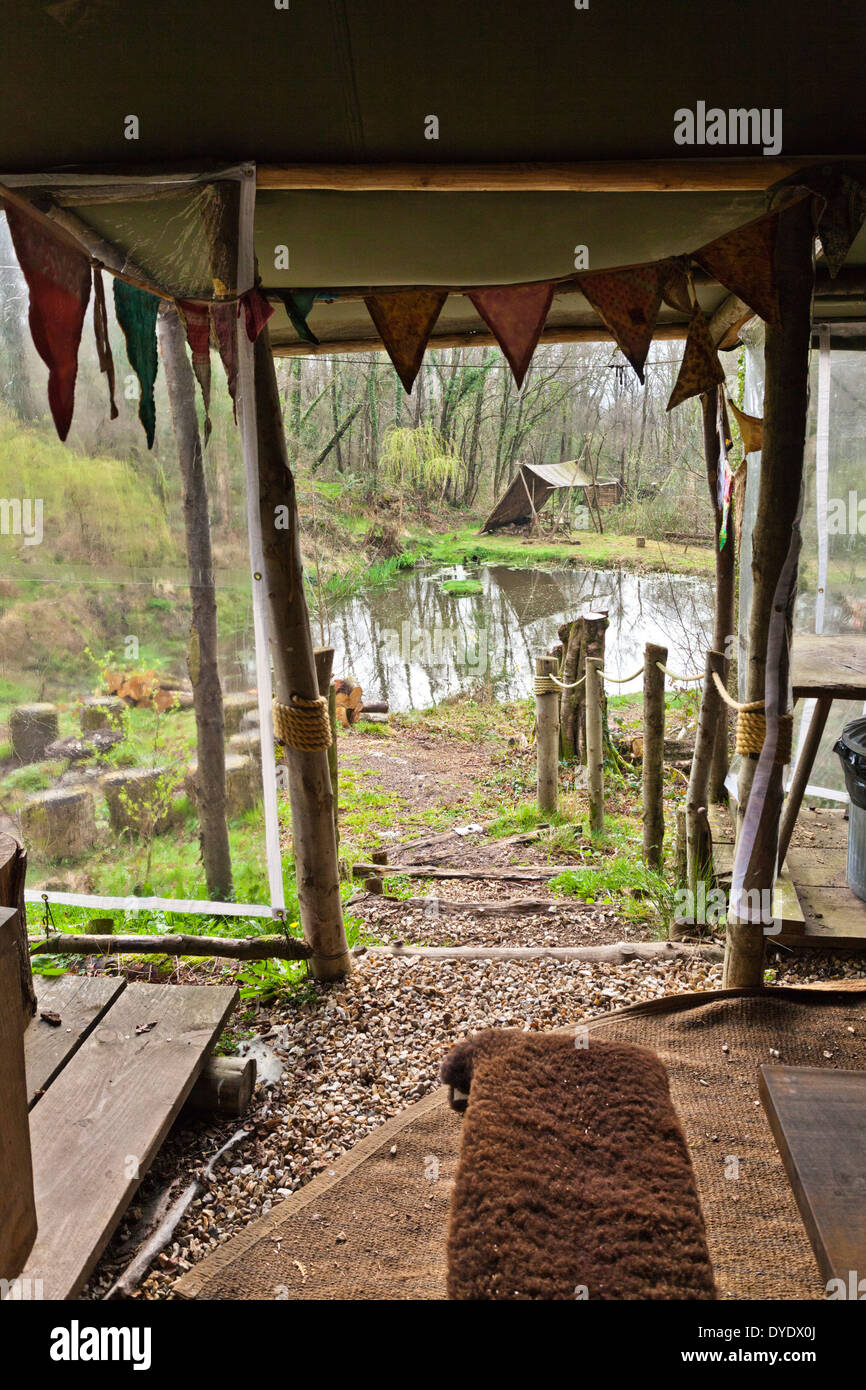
[174,983,866,1301]
[442,1031,716,1300]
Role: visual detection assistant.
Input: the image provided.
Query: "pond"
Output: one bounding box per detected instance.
[325,564,716,710]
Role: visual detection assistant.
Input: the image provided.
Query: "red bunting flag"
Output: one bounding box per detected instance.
[365,290,448,393]
[469,282,554,388]
[211,302,238,418]
[177,299,212,442]
[667,306,726,411]
[4,203,91,440]
[692,207,784,328]
[241,287,274,344]
[576,263,667,383]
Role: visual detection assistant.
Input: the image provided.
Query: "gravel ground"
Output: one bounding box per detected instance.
[81,943,866,1300]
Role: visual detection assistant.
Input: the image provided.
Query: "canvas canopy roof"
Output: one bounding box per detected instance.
[481,461,618,532]
[1,1,866,359]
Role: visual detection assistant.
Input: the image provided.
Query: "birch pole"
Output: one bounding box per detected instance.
[724,194,815,988]
[535,655,559,814]
[254,326,351,980]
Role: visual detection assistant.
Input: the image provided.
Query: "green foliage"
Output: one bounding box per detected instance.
[379,424,462,504]
[550,857,675,928]
[441,578,483,596]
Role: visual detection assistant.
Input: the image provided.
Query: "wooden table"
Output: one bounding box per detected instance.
[777,633,866,863]
[759,1064,866,1287]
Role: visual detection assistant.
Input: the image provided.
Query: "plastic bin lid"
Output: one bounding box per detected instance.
[838,717,866,759]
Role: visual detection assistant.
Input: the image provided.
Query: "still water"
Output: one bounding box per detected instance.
[325,564,715,710]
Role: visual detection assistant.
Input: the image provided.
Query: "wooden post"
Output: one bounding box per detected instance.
[725,195,816,989]
[701,388,737,803]
[314,646,339,846]
[253,326,351,980]
[364,848,388,895]
[0,833,35,1019]
[558,618,583,759]
[686,651,726,895]
[159,306,233,899]
[535,655,559,814]
[642,643,667,868]
[184,1055,257,1117]
[585,657,604,834]
[0,908,36,1281]
[777,694,833,865]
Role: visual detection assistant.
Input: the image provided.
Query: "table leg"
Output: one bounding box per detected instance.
[777,694,833,865]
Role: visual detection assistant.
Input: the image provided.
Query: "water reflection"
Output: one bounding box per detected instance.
[327,564,716,710]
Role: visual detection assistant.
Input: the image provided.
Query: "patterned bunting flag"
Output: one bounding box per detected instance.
[113,279,160,449]
[692,208,782,328]
[667,306,725,411]
[177,299,213,443]
[660,258,694,316]
[469,281,554,388]
[727,396,763,455]
[91,266,118,421]
[211,302,238,417]
[817,174,866,278]
[364,290,448,393]
[575,263,666,383]
[241,287,274,344]
[5,203,91,441]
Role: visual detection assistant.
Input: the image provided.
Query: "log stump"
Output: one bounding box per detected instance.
[79,697,125,733]
[223,692,259,736]
[21,787,98,860]
[185,752,260,819]
[100,766,175,837]
[10,704,59,764]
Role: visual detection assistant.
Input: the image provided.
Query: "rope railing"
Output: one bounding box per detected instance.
[536,660,707,695]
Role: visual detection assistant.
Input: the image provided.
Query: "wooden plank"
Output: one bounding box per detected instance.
[712,845,805,932]
[786,845,849,889]
[707,802,735,845]
[791,884,866,948]
[791,634,866,699]
[25,973,126,1108]
[790,806,850,851]
[21,981,237,1300]
[256,156,828,193]
[0,909,37,1282]
[759,1065,866,1285]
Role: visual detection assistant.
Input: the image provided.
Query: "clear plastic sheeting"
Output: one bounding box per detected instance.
[735,322,866,805]
[0,171,285,921]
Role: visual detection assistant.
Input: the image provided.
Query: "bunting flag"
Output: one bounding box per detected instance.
[817,174,866,278]
[113,279,160,449]
[692,207,782,328]
[241,287,275,344]
[733,458,748,547]
[177,299,212,443]
[278,289,320,345]
[211,301,238,416]
[667,306,725,411]
[727,396,764,455]
[4,203,91,441]
[576,264,667,382]
[468,281,554,388]
[660,258,694,316]
[365,290,448,393]
[91,266,118,420]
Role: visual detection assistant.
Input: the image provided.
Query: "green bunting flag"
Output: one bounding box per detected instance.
[113,280,160,449]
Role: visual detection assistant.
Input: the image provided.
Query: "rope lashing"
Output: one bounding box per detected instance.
[273,694,333,750]
[655,662,704,684]
[710,671,793,763]
[534,672,585,695]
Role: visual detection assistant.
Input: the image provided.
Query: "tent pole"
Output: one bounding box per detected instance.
[724,195,815,989]
[252,325,352,980]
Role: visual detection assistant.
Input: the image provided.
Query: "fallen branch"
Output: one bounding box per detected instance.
[351,862,576,883]
[351,893,591,917]
[357,940,723,963]
[30,932,312,961]
[104,1127,250,1300]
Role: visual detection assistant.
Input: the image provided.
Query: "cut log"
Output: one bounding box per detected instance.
[333,679,364,727]
[352,894,589,917]
[184,1056,257,1117]
[352,862,584,882]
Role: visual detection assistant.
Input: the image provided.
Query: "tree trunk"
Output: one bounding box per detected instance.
[535,655,559,814]
[158,306,233,900]
[685,650,725,897]
[585,657,605,834]
[702,388,736,802]
[254,325,351,980]
[724,195,815,988]
[641,643,667,868]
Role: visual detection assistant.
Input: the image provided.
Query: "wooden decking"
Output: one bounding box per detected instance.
[18,972,237,1300]
[710,803,866,949]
